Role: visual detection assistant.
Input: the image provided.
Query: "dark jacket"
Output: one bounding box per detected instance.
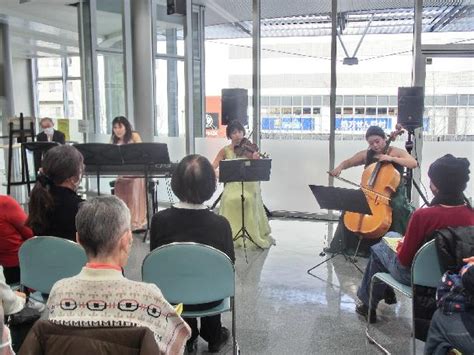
[36,130,65,144]
[18,320,160,355]
[32,186,83,241]
[435,226,474,272]
[414,225,474,341]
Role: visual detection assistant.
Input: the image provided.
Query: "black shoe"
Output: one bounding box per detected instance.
[355,303,377,323]
[185,338,197,353]
[384,287,397,305]
[208,327,230,353]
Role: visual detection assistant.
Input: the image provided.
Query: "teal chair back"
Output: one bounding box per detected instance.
[412,239,443,288]
[19,236,87,294]
[142,242,235,305]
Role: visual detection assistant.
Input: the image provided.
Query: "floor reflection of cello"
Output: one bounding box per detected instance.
[343,127,405,239]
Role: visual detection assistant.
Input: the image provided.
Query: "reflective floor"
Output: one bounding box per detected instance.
[126,219,425,355]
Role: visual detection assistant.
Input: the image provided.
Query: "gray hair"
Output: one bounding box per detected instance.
[76,196,131,257]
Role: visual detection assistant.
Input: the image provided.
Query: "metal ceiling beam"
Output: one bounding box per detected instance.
[428,5,467,32]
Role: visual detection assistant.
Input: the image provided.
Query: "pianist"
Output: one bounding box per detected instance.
[111,116,147,231]
[26,145,84,241]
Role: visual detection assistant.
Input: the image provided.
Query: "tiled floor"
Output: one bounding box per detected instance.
[126,219,425,355]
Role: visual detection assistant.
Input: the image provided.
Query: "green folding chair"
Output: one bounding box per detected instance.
[19,236,87,302]
[142,242,238,354]
[366,239,443,354]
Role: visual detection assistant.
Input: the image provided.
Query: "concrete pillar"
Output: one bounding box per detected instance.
[131,0,155,142]
[0,23,15,118]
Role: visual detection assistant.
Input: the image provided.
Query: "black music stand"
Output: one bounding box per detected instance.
[219,159,272,263]
[307,185,372,275]
[74,143,171,241]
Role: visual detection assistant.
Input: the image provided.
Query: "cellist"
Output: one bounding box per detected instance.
[325,125,418,256]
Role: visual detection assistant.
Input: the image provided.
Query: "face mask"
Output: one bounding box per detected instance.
[44,127,54,135]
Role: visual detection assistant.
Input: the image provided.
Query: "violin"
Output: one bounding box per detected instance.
[234,138,269,159]
[342,126,405,239]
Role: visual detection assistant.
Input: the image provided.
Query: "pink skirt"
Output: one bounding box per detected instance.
[114,177,147,230]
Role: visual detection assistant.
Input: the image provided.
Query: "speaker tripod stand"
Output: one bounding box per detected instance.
[233,181,263,263]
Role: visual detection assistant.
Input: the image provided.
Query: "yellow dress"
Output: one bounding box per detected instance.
[219,146,272,249]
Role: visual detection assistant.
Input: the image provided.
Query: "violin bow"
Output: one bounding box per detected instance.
[327,172,391,201]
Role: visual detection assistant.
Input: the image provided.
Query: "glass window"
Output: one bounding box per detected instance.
[388,107,397,116]
[67,57,81,77]
[269,107,280,115]
[343,107,353,115]
[389,96,397,106]
[447,95,458,106]
[281,96,292,106]
[155,59,185,136]
[435,96,447,106]
[366,96,377,106]
[156,22,184,57]
[312,107,321,115]
[302,96,311,106]
[302,107,311,115]
[96,0,124,51]
[281,107,292,115]
[378,96,388,105]
[97,53,126,134]
[292,96,302,106]
[67,80,83,120]
[38,81,63,102]
[37,58,62,77]
[355,107,365,115]
[425,96,435,106]
[335,107,341,115]
[366,107,376,115]
[293,107,302,115]
[355,95,365,106]
[261,96,270,106]
[459,95,468,106]
[343,95,354,106]
[377,107,388,115]
[269,96,280,106]
[336,95,343,106]
[312,95,322,106]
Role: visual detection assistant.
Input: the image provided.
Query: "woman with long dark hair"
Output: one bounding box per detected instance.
[26,145,84,241]
[212,120,273,249]
[110,116,146,231]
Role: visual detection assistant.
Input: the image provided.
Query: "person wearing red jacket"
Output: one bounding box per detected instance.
[356,154,474,323]
[0,195,33,284]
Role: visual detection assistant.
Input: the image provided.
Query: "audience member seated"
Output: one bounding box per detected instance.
[356,154,474,322]
[46,196,190,353]
[0,195,33,284]
[36,117,65,144]
[424,256,474,355]
[150,154,234,353]
[1,266,27,354]
[26,145,84,241]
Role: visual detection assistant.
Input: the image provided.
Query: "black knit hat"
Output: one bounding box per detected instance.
[428,154,470,194]
[365,126,386,140]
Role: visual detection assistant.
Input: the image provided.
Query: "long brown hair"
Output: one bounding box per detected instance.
[26,145,83,234]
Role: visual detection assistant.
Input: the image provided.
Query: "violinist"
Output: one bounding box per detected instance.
[212,120,274,249]
[325,125,418,256]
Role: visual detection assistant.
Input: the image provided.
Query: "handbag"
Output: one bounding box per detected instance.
[6,304,41,352]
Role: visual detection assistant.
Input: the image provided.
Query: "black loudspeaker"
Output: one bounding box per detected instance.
[221,88,248,126]
[397,86,424,130]
[167,0,185,15]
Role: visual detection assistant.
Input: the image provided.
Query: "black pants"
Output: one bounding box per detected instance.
[184,301,222,345]
[3,266,21,285]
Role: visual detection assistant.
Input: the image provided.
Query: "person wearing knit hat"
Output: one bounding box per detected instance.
[428,154,470,206]
[325,125,418,257]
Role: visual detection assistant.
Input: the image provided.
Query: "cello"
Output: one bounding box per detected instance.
[343,126,405,239]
